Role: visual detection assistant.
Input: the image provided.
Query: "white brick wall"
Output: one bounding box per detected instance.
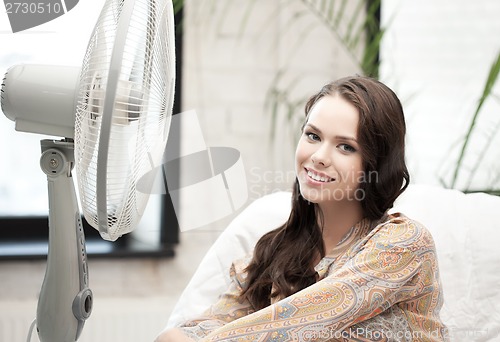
[381,0,500,191]
[182,0,363,214]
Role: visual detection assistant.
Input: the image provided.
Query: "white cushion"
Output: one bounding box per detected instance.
[391,184,500,341]
[166,184,500,341]
[166,191,291,328]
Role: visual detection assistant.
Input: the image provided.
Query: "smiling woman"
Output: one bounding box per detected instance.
[156,76,448,342]
[296,94,364,204]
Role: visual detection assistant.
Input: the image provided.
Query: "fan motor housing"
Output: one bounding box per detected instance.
[1,64,80,138]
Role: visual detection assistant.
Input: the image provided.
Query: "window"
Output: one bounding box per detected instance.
[0,1,183,260]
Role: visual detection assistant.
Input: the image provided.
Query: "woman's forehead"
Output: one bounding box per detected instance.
[306,95,359,138]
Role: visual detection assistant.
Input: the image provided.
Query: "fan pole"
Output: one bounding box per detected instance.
[37,139,93,342]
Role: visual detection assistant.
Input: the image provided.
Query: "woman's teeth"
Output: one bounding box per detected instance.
[307,170,332,182]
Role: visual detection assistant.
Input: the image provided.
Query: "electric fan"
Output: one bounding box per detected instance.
[1,0,176,341]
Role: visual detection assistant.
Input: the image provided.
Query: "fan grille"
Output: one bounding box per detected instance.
[74,0,175,241]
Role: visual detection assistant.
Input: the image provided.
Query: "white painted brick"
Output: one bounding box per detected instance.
[381,0,500,189]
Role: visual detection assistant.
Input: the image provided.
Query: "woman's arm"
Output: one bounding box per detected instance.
[201,220,441,341]
[158,258,255,341]
[155,328,196,342]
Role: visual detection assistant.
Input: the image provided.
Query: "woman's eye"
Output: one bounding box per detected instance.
[339,144,356,153]
[305,132,320,141]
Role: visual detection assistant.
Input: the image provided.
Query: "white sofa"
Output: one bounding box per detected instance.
[165,184,500,341]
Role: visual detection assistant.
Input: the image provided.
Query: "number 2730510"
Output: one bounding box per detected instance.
[5,2,63,14]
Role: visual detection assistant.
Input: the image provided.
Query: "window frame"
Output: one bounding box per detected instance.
[0,5,183,261]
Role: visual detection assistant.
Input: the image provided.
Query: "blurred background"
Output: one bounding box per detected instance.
[1,0,499,340]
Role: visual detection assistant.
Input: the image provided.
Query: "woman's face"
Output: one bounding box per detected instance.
[295,94,364,205]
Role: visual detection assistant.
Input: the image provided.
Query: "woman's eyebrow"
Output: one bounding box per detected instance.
[304,123,321,133]
[336,135,358,143]
[305,123,358,142]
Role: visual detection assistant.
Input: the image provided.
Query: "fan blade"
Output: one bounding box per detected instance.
[75,0,176,241]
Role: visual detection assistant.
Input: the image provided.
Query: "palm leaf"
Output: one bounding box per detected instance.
[450,50,500,188]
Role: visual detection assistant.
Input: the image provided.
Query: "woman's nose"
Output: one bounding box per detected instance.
[311,145,331,167]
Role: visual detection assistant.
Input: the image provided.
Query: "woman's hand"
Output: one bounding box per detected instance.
[155,328,196,342]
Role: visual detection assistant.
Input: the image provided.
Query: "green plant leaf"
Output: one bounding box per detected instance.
[450,50,500,189]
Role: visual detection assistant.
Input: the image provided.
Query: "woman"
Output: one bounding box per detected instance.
[157,76,448,341]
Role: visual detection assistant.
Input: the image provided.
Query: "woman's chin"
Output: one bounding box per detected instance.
[299,186,361,204]
[299,188,329,204]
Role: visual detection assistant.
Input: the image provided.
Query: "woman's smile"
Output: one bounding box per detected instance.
[305,168,335,184]
[295,94,363,204]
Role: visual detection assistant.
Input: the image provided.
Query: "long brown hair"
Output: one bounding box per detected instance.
[241,76,410,310]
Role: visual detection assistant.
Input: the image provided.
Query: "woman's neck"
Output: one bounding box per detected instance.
[318,200,364,254]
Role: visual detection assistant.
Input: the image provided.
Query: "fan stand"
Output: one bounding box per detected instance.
[36,139,93,342]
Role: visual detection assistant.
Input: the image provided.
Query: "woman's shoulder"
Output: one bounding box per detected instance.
[228,254,253,287]
[366,212,437,252]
